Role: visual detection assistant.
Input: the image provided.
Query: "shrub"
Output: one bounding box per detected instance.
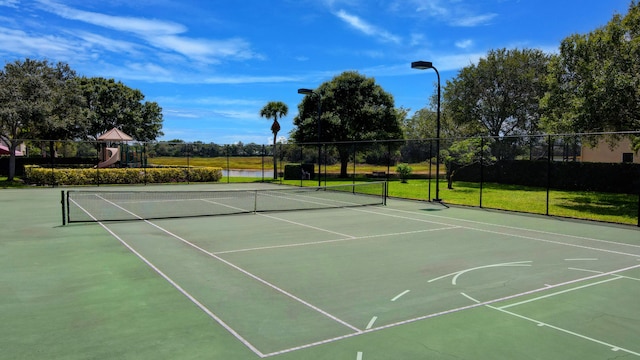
[396,163,413,183]
[24,166,222,185]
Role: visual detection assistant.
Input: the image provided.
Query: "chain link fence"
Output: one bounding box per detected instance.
[2,132,639,226]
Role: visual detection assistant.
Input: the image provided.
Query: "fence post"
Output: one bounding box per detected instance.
[60,190,66,226]
[428,140,432,201]
[386,142,391,181]
[186,143,190,184]
[50,142,56,188]
[479,136,484,208]
[352,143,356,184]
[323,144,327,186]
[143,143,147,185]
[546,135,552,216]
[226,145,230,184]
[261,144,265,182]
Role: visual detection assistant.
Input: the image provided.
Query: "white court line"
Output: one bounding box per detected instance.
[428,261,532,284]
[214,226,457,255]
[498,276,623,310]
[352,206,640,259]
[104,225,267,358]
[148,224,361,332]
[619,274,640,282]
[491,305,640,357]
[71,198,266,358]
[356,351,363,360]
[264,263,640,357]
[569,267,604,274]
[460,292,479,303]
[373,206,640,250]
[461,291,640,357]
[565,258,598,261]
[84,194,640,357]
[94,195,362,343]
[259,213,356,239]
[391,290,410,302]
[366,316,377,330]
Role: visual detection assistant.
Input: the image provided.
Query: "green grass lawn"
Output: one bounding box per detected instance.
[0,176,26,188]
[277,178,639,226]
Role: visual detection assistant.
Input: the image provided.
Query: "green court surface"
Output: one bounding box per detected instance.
[2,183,640,359]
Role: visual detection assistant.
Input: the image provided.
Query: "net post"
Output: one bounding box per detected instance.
[61,190,66,226]
[384,181,388,206]
[254,189,258,214]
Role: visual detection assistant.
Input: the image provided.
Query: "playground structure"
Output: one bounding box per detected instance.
[98,147,120,168]
[98,144,147,168]
[97,128,146,168]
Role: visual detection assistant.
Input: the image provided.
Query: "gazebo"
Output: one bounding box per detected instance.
[97,128,133,168]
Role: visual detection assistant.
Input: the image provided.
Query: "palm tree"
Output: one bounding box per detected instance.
[259,101,288,179]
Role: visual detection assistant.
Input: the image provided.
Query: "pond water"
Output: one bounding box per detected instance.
[222,169,272,178]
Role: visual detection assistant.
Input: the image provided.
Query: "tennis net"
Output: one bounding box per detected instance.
[62,182,387,224]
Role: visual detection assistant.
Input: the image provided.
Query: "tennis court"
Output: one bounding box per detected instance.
[2,182,640,359]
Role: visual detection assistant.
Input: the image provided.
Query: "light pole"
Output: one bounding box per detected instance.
[411,61,442,202]
[297,88,322,186]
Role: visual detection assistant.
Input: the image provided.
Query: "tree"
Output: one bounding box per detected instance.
[441,137,495,189]
[444,48,551,159]
[76,77,163,141]
[292,71,403,177]
[541,1,640,150]
[33,62,87,161]
[0,59,82,180]
[259,101,288,178]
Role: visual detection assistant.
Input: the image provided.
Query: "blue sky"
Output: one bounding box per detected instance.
[0,0,632,144]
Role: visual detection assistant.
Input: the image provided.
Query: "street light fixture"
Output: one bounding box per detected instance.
[297,88,322,186]
[411,61,442,202]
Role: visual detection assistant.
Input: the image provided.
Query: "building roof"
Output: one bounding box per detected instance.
[97,128,133,141]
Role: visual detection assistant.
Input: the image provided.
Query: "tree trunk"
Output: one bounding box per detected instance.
[8,152,15,181]
[7,141,19,181]
[49,140,56,174]
[338,146,350,178]
[272,133,278,179]
[447,169,455,189]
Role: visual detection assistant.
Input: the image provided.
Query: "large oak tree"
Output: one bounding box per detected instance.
[0,59,84,180]
[291,71,403,177]
[76,77,163,141]
[541,1,640,151]
[444,48,551,159]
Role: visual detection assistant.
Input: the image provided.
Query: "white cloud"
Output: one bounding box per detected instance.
[437,52,485,71]
[410,33,427,47]
[455,39,473,49]
[72,31,140,55]
[412,0,497,27]
[334,9,401,44]
[203,75,301,85]
[451,13,497,27]
[148,35,255,63]
[37,0,185,35]
[415,1,450,17]
[0,27,79,59]
[36,0,259,64]
[164,109,201,119]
